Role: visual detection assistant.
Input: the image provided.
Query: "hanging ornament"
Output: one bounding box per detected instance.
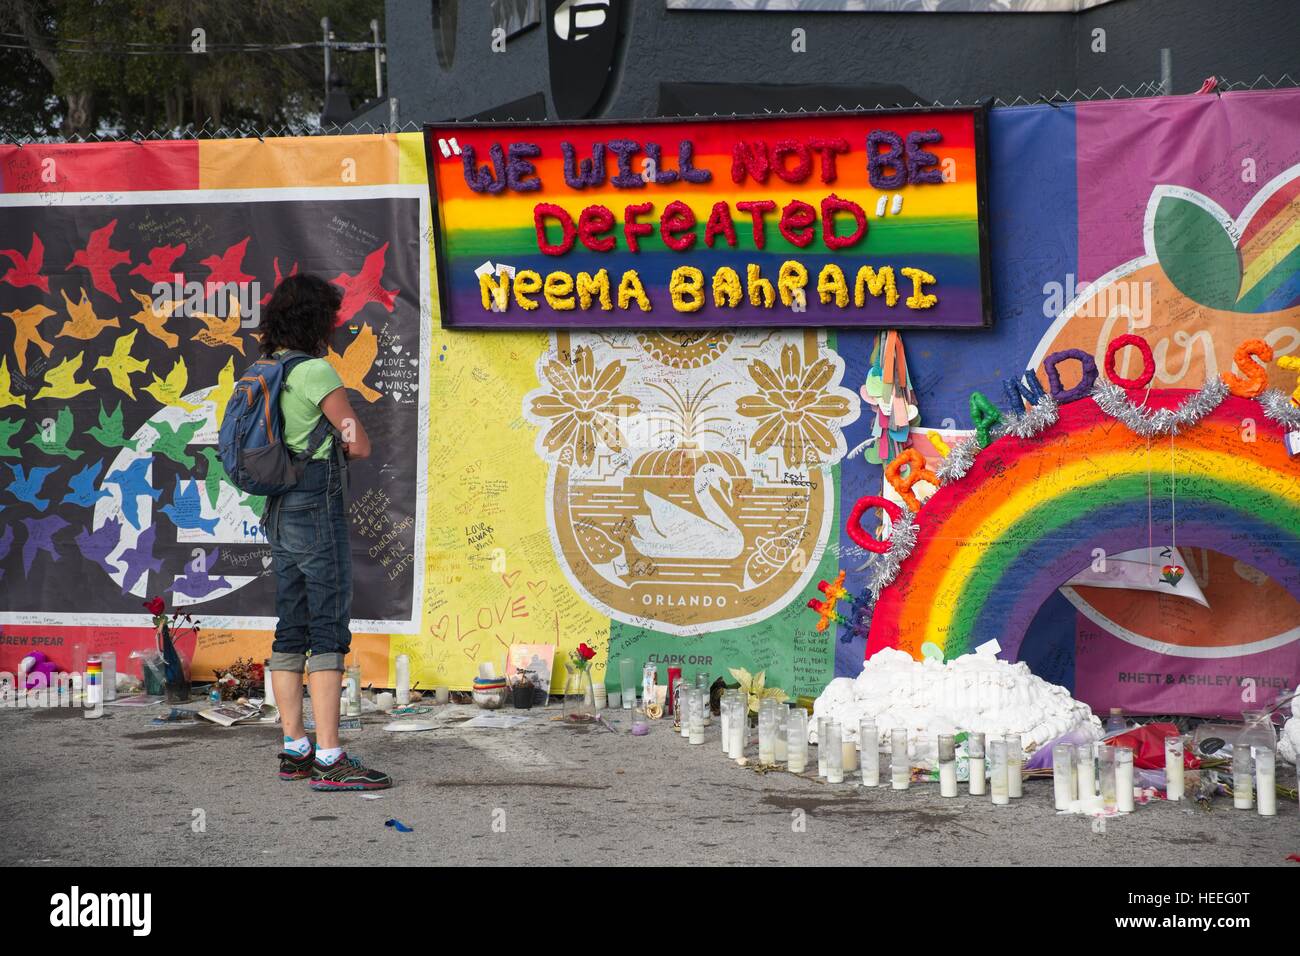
[1160,564,1186,587]
[1092,377,1227,437]
[849,331,920,464]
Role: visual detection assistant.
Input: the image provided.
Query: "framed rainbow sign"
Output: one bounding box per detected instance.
[423,107,991,329]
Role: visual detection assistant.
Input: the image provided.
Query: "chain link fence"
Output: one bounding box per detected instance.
[3,73,1297,145]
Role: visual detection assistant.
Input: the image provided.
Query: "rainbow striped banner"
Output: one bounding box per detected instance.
[424,109,990,329]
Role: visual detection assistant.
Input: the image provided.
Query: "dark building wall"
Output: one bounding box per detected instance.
[382,0,1296,124]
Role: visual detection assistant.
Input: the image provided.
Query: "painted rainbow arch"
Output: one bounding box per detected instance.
[867,393,1300,663]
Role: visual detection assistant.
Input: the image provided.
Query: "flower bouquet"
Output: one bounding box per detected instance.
[145,597,201,702]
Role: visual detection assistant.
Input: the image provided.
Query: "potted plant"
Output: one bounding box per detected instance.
[511,670,538,709]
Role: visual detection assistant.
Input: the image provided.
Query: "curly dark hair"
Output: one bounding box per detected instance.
[259,274,341,357]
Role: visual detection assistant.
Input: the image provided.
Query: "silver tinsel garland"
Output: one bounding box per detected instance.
[993,394,1059,440]
[867,513,920,601]
[935,435,980,484]
[1259,388,1300,430]
[1092,377,1228,437]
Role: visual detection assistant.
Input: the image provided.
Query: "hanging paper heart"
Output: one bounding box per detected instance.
[1160,564,1186,587]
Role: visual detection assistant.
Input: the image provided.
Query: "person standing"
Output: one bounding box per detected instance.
[259,275,392,791]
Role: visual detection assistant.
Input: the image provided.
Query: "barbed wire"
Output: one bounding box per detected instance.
[3,73,1296,146]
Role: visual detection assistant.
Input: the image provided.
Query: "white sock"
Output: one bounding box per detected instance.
[316,746,344,766]
[283,735,311,756]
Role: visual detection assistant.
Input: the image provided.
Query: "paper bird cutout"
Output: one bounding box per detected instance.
[25,405,81,460]
[75,517,123,577]
[103,457,160,530]
[67,220,132,302]
[87,401,138,452]
[208,356,236,429]
[0,418,21,458]
[117,524,162,594]
[259,257,299,305]
[201,237,254,294]
[94,329,150,399]
[129,243,186,285]
[3,304,55,375]
[21,514,67,576]
[0,357,24,410]
[191,292,246,354]
[6,463,60,511]
[160,477,218,536]
[168,547,230,599]
[147,418,201,468]
[33,351,95,401]
[60,459,111,509]
[57,287,120,342]
[0,232,50,293]
[127,289,180,348]
[331,242,398,324]
[143,357,202,412]
[325,322,382,402]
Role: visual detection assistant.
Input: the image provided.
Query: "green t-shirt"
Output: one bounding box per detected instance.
[278,354,344,460]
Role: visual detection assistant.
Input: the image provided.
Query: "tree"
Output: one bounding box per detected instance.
[1,0,384,140]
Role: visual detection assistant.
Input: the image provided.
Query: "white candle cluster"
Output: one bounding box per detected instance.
[806,648,1101,765]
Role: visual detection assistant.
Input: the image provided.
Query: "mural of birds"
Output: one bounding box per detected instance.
[66,219,132,302]
[87,401,138,452]
[0,357,26,410]
[146,418,201,469]
[198,446,236,508]
[200,237,254,293]
[143,357,202,412]
[5,463,59,511]
[239,492,266,519]
[207,356,236,429]
[25,405,81,460]
[331,242,398,323]
[94,329,150,399]
[3,304,56,375]
[128,243,186,285]
[103,457,160,530]
[127,289,180,348]
[0,233,50,293]
[61,459,111,509]
[0,418,22,458]
[191,292,246,354]
[325,322,383,403]
[160,477,218,536]
[117,524,162,594]
[57,287,120,342]
[0,523,12,580]
[21,514,68,577]
[167,546,231,601]
[33,351,95,401]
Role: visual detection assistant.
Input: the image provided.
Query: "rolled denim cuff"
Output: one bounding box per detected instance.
[268,651,307,674]
[306,651,345,674]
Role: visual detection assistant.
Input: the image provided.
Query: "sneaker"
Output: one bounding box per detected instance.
[278,746,315,781]
[310,753,393,791]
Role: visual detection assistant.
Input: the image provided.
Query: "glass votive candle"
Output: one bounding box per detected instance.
[1115,745,1135,812]
[775,705,789,764]
[1004,733,1023,799]
[1165,736,1185,801]
[938,733,958,798]
[1232,748,1254,810]
[786,708,808,773]
[1256,748,1276,817]
[1098,745,1117,813]
[840,725,858,774]
[817,716,829,778]
[826,720,844,783]
[729,700,746,759]
[968,732,986,796]
[890,727,909,790]
[989,739,1008,805]
[860,719,879,787]
[688,692,705,745]
[758,708,776,766]
[1053,743,1076,809]
[719,691,733,753]
[678,681,692,738]
[1076,742,1096,800]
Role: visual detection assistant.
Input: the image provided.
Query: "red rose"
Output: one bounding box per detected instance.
[144,597,165,616]
[577,643,596,661]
